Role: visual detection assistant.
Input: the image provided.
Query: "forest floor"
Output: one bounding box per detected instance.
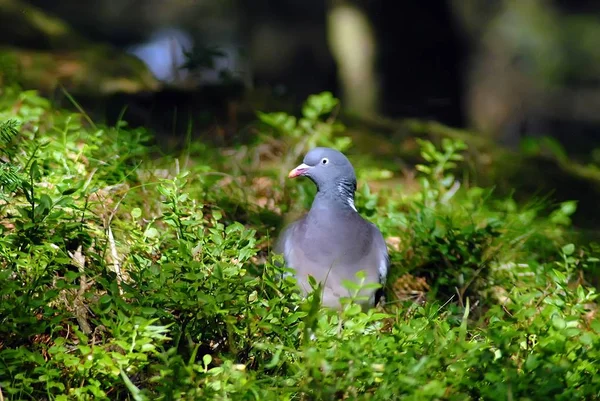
[1,88,599,400]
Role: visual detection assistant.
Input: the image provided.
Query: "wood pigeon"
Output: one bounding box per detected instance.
[275,147,388,309]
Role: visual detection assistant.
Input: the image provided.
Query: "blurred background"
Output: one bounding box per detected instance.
[3,0,600,227]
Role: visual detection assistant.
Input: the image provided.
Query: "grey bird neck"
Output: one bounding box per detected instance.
[310,177,358,214]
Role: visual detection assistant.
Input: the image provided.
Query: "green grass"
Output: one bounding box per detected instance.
[0,88,599,400]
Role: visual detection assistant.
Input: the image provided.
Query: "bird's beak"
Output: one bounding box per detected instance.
[288,163,311,178]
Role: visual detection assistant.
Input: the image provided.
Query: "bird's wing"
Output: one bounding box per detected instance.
[273,216,305,278]
[365,222,389,306]
[369,222,389,285]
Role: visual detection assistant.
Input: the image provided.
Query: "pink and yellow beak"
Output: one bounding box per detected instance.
[288,163,311,178]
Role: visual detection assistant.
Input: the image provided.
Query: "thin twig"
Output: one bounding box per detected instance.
[68,245,92,334]
[436,294,456,315]
[107,225,124,295]
[441,180,461,204]
[60,86,97,130]
[82,168,97,193]
[455,287,464,308]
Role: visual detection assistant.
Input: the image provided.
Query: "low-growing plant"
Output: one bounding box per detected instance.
[0,87,599,400]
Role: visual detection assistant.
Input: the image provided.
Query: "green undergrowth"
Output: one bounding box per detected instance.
[1,88,600,400]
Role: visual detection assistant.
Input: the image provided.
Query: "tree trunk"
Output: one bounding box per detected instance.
[326,0,379,116]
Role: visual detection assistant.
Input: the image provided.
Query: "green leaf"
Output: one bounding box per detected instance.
[562,243,575,256]
[552,314,566,330]
[560,201,578,216]
[415,165,431,174]
[203,354,212,368]
[344,303,362,317]
[141,307,157,316]
[525,354,540,371]
[144,227,159,239]
[341,279,361,292]
[30,159,41,180]
[265,348,282,369]
[120,369,147,401]
[61,187,78,195]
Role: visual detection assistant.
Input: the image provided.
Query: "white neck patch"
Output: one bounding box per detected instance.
[338,183,357,212]
[347,197,357,212]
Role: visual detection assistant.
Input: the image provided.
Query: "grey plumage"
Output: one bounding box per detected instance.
[275,147,388,309]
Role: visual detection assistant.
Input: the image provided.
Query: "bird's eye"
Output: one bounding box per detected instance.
[321,158,329,165]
